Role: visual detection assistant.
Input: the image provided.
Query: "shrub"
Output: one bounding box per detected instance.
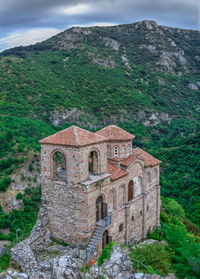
[162,197,185,219]
[148,227,164,241]
[162,223,200,278]
[16,193,23,200]
[52,238,68,246]
[98,242,117,266]
[130,244,172,276]
[0,176,12,192]
[183,218,200,237]
[0,253,10,272]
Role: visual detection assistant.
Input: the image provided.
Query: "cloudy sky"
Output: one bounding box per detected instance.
[0,0,199,51]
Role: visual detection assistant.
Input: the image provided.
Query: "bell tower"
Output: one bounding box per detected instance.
[39,126,107,246]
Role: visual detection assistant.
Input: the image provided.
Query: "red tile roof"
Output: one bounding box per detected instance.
[95,125,135,141]
[120,155,138,167]
[40,126,106,147]
[121,147,161,167]
[108,162,128,181]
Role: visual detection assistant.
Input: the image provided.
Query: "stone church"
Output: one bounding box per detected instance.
[40,125,161,259]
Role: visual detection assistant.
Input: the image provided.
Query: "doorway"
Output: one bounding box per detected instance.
[102,230,112,249]
[89,150,99,174]
[96,196,107,222]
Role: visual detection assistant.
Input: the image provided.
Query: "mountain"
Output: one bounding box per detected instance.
[0,20,200,127]
[0,20,199,258]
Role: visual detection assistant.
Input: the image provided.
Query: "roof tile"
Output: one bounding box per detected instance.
[40,126,106,147]
[121,147,161,167]
[108,162,128,181]
[96,125,135,141]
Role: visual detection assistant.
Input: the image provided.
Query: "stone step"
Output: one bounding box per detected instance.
[89,240,98,246]
[92,235,101,240]
[88,240,98,246]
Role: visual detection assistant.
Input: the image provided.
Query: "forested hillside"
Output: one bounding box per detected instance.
[0,19,199,243]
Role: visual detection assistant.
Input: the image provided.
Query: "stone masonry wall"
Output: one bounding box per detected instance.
[41,142,107,183]
[42,179,91,247]
[107,140,132,159]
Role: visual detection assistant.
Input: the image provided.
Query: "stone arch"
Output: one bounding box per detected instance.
[110,188,117,210]
[128,180,134,202]
[51,150,67,180]
[134,161,144,173]
[89,149,100,174]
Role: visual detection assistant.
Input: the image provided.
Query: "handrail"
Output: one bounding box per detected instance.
[86,213,112,260]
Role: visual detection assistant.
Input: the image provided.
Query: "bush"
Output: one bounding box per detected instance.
[0,186,41,242]
[162,223,200,278]
[52,238,68,246]
[148,227,164,241]
[0,176,12,192]
[0,253,10,272]
[16,193,23,200]
[162,197,185,219]
[130,244,172,276]
[98,242,117,266]
[183,218,200,237]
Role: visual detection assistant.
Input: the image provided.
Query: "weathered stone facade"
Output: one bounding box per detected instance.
[39,125,161,255]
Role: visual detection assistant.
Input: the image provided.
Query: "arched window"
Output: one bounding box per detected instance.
[53,151,67,180]
[114,146,119,158]
[128,180,134,202]
[89,150,99,174]
[107,145,111,157]
[148,171,152,183]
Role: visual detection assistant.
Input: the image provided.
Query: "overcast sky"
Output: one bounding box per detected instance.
[0,0,199,51]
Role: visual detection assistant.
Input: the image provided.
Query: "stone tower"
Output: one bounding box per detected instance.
[40,126,108,247]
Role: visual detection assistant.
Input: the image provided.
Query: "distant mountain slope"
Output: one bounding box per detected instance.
[0,20,199,128]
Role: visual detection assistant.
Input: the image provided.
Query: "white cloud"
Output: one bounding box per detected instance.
[0,28,61,51]
[61,3,92,15]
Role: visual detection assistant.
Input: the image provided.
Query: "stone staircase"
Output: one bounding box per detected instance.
[86,214,112,261]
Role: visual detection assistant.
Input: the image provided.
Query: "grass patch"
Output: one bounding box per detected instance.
[51,238,69,247]
[98,242,117,266]
[130,243,172,276]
